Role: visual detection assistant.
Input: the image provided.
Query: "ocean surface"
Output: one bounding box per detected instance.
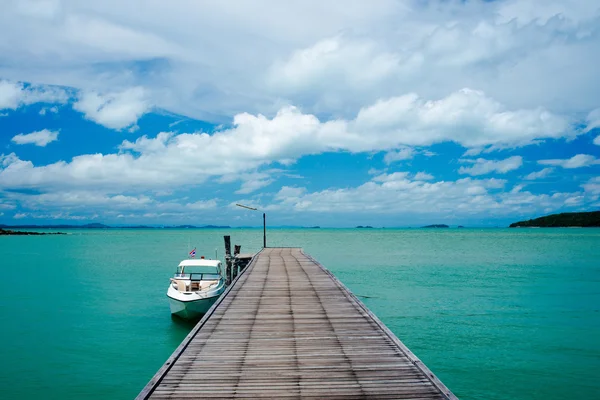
[1,228,599,399]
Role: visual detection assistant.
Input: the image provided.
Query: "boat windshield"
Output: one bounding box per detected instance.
[176,265,221,280]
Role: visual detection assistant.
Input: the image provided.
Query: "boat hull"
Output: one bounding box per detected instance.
[168,295,220,319]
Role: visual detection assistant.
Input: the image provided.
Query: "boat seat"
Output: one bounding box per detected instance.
[176,280,187,292]
[200,280,219,289]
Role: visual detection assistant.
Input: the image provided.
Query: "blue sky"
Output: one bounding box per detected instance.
[1,0,599,227]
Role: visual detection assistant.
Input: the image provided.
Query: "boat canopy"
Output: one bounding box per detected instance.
[177,259,221,274]
[179,259,220,267]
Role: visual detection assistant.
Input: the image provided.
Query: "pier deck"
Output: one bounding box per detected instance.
[138,247,456,399]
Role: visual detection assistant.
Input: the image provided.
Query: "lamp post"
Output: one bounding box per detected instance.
[236,203,266,248]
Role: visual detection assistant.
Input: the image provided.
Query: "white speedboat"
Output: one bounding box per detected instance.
[167,258,226,319]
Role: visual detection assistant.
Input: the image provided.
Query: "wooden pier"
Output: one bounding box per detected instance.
[138,247,457,399]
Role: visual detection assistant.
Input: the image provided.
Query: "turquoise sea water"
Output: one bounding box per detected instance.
[1,228,599,399]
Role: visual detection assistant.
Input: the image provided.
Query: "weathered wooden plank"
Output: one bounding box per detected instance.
[137,247,457,399]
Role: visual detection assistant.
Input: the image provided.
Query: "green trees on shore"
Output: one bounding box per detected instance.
[510,211,600,227]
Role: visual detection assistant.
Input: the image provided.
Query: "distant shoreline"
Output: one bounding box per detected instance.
[0,223,231,230]
[2,224,471,230]
[4,222,599,230]
[0,228,66,236]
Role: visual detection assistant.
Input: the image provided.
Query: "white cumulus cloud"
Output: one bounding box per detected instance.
[11,129,59,146]
[17,191,153,210]
[383,147,414,164]
[0,0,598,122]
[39,106,59,115]
[0,81,22,109]
[414,172,434,181]
[538,154,600,169]
[73,87,150,130]
[0,80,68,110]
[584,108,600,133]
[0,88,573,194]
[353,89,571,148]
[459,156,523,176]
[186,199,218,210]
[583,177,600,196]
[2,188,221,222]
[235,178,274,195]
[524,168,554,180]
[270,172,589,220]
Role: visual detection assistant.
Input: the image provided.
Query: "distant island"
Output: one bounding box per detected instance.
[0,228,66,236]
[356,225,374,229]
[509,211,600,228]
[0,224,231,229]
[422,224,449,228]
[0,223,109,229]
[170,225,230,229]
